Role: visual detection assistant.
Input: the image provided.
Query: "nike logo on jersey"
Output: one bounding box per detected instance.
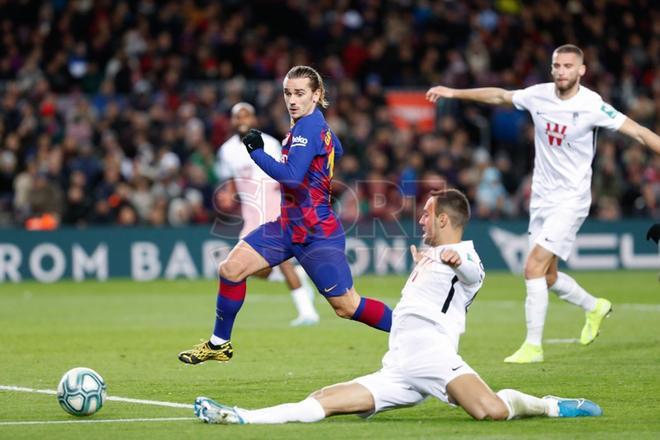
[324,284,338,293]
[451,365,463,371]
[291,136,308,147]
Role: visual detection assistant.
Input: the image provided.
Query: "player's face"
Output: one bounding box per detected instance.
[283,77,321,122]
[231,108,257,137]
[551,52,585,93]
[419,198,442,246]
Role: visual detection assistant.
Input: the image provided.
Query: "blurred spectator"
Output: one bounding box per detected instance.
[476,167,509,219]
[168,197,191,226]
[129,175,155,223]
[117,203,139,227]
[62,170,92,226]
[28,172,64,220]
[596,196,622,221]
[0,150,16,199]
[642,155,660,218]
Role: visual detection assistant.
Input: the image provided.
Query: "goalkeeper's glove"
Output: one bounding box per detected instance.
[242,129,264,154]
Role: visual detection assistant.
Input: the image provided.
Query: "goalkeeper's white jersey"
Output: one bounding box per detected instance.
[512,83,626,212]
[394,240,485,350]
[215,133,282,228]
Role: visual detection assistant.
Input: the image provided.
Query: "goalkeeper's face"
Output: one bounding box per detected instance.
[231,108,257,137]
[551,52,585,93]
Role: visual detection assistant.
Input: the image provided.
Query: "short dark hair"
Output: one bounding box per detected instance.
[554,44,583,60]
[431,188,470,228]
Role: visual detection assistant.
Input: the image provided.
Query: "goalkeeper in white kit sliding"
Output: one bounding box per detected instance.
[194,189,603,425]
[427,44,660,363]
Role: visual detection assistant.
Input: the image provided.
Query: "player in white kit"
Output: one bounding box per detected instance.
[216,102,319,326]
[194,189,603,424]
[426,44,660,363]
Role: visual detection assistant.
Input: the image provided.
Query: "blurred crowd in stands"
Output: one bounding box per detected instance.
[0,0,658,229]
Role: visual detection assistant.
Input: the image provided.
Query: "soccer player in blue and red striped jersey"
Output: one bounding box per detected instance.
[178,66,393,364]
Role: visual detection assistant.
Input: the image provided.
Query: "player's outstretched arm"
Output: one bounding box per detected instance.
[243,130,315,187]
[250,147,316,187]
[440,249,484,285]
[426,85,515,106]
[617,117,660,154]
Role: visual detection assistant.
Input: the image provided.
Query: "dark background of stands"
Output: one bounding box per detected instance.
[0,0,657,229]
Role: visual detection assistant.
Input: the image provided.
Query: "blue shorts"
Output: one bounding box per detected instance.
[243,221,353,297]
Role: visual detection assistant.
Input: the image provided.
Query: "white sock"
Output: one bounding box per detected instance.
[496,389,547,419]
[236,397,326,424]
[291,265,318,318]
[549,272,597,312]
[209,335,228,346]
[524,277,548,346]
[291,287,319,319]
[294,265,317,303]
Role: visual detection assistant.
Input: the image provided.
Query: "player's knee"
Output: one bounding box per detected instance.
[308,387,326,400]
[524,249,554,280]
[332,304,354,319]
[523,262,536,279]
[523,260,544,279]
[485,395,509,421]
[469,406,490,421]
[485,404,509,421]
[328,289,360,319]
[469,397,508,421]
[545,271,557,288]
[218,260,244,282]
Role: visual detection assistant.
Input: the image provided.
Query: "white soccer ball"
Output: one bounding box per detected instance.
[56,367,107,416]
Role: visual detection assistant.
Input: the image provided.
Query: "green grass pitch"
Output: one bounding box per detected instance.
[1,271,659,439]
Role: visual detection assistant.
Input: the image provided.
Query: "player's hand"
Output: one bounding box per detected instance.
[410,245,423,264]
[426,85,453,103]
[440,249,461,267]
[242,129,264,153]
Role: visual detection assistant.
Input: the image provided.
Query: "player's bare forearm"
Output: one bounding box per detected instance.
[426,86,514,106]
[618,117,660,154]
[639,126,660,154]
